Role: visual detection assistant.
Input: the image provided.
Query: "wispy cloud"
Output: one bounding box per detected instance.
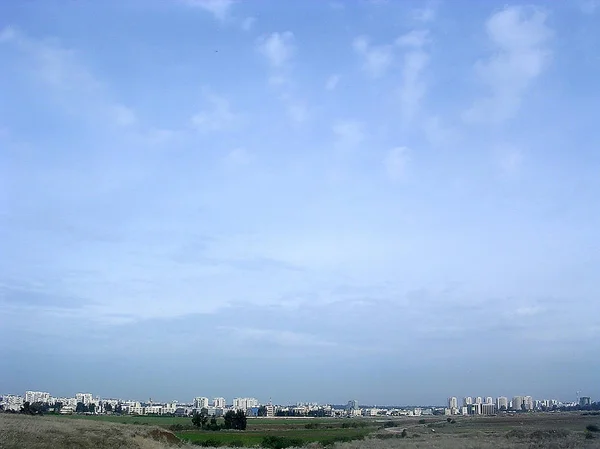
[219,326,339,348]
[412,1,437,23]
[224,147,251,166]
[396,30,430,123]
[183,0,235,21]
[241,16,256,31]
[384,147,411,181]
[494,144,524,177]
[256,32,308,124]
[353,35,394,78]
[190,90,236,132]
[325,74,340,90]
[332,120,365,149]
[463,6,552,123]
[257,31,295,68]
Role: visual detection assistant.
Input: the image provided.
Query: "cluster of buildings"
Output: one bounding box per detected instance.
[444,395,580,416]
[1,390,593,417]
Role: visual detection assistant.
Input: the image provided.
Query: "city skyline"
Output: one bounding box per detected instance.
[1,0,599,405]
[1,388,592,409]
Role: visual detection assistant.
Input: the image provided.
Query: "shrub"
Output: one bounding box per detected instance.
[418,419,426,424]
[446,417,452,422]
[587,424,600,432]
[229,440,244,447]
[586,432,595,440]
[401,429,407,438]
[200,438,223,447]
[261,435,304,449]
[451,419,456,424]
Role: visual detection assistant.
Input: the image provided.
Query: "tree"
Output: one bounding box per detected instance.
[235,410,247,430]
[258,406,268,417]
[104,402,113,413]
[76,402,87,413]
[192,410,209,429]
[224,410,235,429]
[20,402,31,415]
[54,402,63,413]
[114,404,123,414]
[89,403,96,414]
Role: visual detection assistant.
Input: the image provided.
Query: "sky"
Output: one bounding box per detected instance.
[1,0,599,406]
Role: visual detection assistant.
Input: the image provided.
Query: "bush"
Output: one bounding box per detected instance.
[401,429,407,438]
[229,441,244,447]
[200,438,223,447]
[383,420,397,428]
[261,435,303,449]
[446,417,452,422]
[304,422,320,429]
[586,432,595,440]
[418,419,426,424]
[587,424,600,432]
[451,419,456,424]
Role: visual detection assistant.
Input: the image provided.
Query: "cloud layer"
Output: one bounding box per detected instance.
[1,1,599,404]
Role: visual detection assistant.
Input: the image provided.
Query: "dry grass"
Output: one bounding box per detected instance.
[2,412,600,449]
[0,413,184,449]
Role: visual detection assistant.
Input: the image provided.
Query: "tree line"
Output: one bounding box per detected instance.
[192,408,247,431]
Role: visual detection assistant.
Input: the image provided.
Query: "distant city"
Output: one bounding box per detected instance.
[1,390,595,417]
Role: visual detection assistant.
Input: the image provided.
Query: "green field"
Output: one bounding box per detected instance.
[176,427,372,446]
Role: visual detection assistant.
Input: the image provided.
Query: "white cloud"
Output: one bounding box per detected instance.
[332,120,365,148]
[113,104,137,127]
[241,16,256,31]
[184,0,234,21]
[286,102,309,124]
[422,115,459,148]
[463,6,552,123]
[395,30,430,123]
[325,74,340,90]
[0,27,143,131]
[225,147,251,165]
[257,32,295,68]
[384,147,411,180]
[396,29,430,48]
[353,35,394,78]
[412,2,437,22]
[190,91,235,132]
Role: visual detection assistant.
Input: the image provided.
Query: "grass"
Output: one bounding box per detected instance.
[0,413,184,449]
[2,412,599,448]
[176,427,372,446]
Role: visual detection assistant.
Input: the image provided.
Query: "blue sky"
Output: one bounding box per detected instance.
[1,0,599,405]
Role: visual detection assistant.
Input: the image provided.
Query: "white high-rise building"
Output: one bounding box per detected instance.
[25,391,50,404]
[213,397,226,408]
[475,397,483,404]
[464,396,473,406]
[194,397,210,409]
[497,397,508,410]
[512,396,524,411]
[75,393,93,405]
[524,396,534,411]
[485,397,493,404]
[448,397,458,409]
[233,398,259,410]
